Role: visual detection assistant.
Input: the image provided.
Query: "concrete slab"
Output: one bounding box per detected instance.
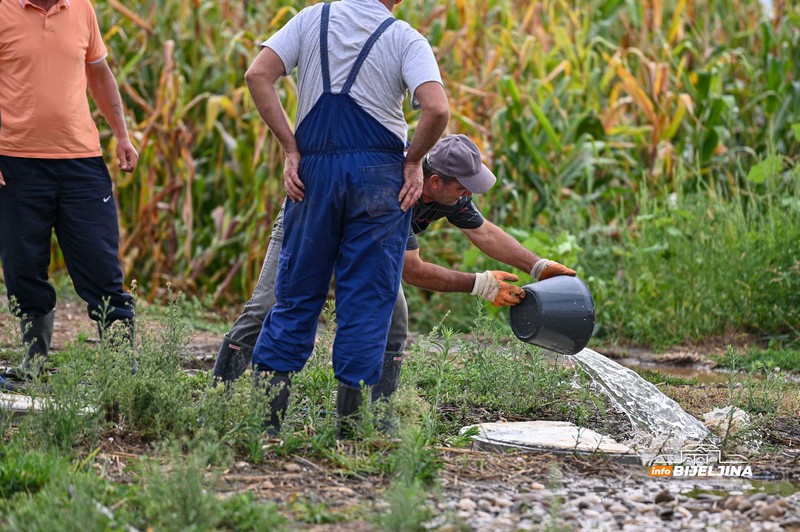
[0,392,96,417]
[0,392,45,417]
[461,421,641,464]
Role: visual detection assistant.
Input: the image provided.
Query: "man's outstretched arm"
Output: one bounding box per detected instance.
[461,220,539,271]
[461,221,576,280]
[402,248,475,292]
[402,248,523,306]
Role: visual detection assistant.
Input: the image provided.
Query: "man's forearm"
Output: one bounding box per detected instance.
[87,62,130,141]
[246,80,298,154]
[463,222,539,272]
[403,261,475,293]
[405,82,449,164]
[405,110,447,164]
[244,49,298,155]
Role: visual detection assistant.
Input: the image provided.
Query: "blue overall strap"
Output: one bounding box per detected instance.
[340,16,397,95]
[320,3,332,94]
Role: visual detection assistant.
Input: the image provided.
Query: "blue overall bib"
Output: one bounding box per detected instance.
[252,4,411,388]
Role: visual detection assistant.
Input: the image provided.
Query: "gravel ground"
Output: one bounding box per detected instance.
[185,445,800,531]
[437,466,800,531]
[416,448,799,531]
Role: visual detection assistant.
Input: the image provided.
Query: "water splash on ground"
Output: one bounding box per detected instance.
[569,348,710,446]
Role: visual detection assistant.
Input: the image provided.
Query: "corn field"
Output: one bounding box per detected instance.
[79,0,799,305]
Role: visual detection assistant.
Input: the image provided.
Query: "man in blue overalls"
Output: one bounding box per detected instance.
[244,0,449,436]
[210,136,577,394]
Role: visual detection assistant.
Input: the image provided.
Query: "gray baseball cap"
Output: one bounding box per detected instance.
[426,134,497,194]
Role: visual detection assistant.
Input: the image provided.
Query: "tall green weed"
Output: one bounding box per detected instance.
[0,448,286,532]
[91,289,194,439]
[376,426,438,531]
[2,470,113,532]
[19,345,101,453]
[585,163,800,346]
[0,445,66,500]
[402,304,594,436]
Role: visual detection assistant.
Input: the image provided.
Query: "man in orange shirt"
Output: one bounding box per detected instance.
[0,0,138,380]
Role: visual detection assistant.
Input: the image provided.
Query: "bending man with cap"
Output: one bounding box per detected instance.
[212,135,576,426]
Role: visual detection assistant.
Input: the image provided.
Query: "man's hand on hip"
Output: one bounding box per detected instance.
[399,160,423,212]
[0,170,5,188]
[283,151,304,202]
[531,259,577,281]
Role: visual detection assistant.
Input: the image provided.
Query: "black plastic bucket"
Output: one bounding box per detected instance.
[509,275,595,355]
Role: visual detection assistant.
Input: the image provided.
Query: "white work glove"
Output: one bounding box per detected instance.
[471,270,526,306]
[531,259,577,281]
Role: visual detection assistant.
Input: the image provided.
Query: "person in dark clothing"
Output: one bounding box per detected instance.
[0,0,138,381]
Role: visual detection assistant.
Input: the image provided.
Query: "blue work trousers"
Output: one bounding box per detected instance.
[254,154,410,387]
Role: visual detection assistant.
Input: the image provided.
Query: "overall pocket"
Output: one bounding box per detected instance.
[360,162,403,217]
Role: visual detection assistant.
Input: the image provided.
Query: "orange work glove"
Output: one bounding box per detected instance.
[471,270,526,307]
[530,259,577,281]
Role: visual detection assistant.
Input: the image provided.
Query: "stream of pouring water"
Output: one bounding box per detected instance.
[569,348,709,442]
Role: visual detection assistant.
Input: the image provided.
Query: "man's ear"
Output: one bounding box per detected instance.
[429,174,443,189]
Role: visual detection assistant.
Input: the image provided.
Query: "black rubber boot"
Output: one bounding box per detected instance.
[336,382,364,439]
[211,336,253,387]
[20,309,55,378]
[0,374,20,392]
[371,350,403,402]
[255,370,291,436]
[371,351,403,434]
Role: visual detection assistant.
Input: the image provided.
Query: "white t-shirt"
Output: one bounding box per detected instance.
[262,0,443,143]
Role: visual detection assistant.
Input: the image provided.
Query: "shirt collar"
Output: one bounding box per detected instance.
[19,0,71,11]
[341,0,393,17]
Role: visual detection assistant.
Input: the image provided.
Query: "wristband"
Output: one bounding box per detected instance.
[531,258,551,279]
[471,270,500,301]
